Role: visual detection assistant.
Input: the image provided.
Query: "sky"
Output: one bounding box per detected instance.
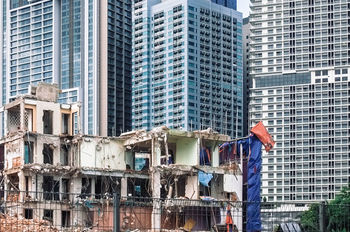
[237,0,250,18]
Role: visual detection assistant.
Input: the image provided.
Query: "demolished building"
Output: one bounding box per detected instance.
[0,83,244,231]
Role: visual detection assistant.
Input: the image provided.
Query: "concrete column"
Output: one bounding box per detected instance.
[71,177,82,201]
[151,170,161,231]
[18,171,25,201]
[3,175,8,201]
[152,138,161,166]
[3,110,8,135]
[20,100,25,131]
[120,177,127,197]
[151,137,162,230]
[212,142,219,167]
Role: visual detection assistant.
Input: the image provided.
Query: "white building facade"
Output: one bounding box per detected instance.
[249,0,350,202]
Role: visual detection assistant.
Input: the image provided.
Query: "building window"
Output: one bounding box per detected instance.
[62,211,71,227]
[43,209,54,223]
[43,144,53,164]
[61,113,70,134]
[43,110,53,134]
[43,176,59,200]
[24,141,33,164]
[24,209,33,219]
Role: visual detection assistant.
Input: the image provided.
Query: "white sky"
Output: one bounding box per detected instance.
[237,0,250,18]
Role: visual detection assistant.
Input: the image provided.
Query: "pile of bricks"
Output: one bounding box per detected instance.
[0,213,58,232]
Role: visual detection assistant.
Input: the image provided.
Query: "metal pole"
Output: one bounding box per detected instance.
[319,201,325,232]
[113,193,120,232]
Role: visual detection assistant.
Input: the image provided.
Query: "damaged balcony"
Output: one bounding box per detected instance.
[1,83,80,137]
[122,127,243,202]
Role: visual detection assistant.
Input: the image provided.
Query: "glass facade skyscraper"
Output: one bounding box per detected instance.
[0,0,132,136]
[132,0,243,137]
[211,0,236,10]
[249,0,350,202]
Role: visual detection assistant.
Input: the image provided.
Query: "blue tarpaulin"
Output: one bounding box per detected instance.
[246,135,262,232]
[198,171,213,187]
[219,134,264,231]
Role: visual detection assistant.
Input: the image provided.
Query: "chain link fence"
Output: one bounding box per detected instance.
[0,190,349,231]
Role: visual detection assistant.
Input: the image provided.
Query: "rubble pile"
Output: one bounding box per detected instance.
[0,213,58,232]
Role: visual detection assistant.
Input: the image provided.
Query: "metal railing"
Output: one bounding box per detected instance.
[0,190,349,231]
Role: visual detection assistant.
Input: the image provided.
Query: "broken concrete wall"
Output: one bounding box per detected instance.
[35,136,60,165]
[224,174,243,201]
[210,174,225,200]
[35,101,61,135]
[31,83,60,103]
[3,201,89,229]
[185,175,198,199]
[5,139,24,169]
[80,137,126,170]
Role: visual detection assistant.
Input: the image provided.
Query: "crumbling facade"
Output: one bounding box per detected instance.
[0,83,243,231]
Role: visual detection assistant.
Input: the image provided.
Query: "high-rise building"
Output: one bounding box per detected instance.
[211,0,237,10]
[132,0,243,137]
[249,0,350,202]
[243,16,250,135]
[0,0,132,136]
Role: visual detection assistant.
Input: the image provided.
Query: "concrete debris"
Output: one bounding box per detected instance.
[0,213,58,232]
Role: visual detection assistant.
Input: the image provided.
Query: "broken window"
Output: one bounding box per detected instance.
[134,152,150,171]
[7,106,20,133]
[24,108,33,131]
[24,141,34,164]
[43,144,53,164]
[24,209,33,219]
[161,145,176,165]
[81,178,91,198]
[61,113,70,134]
[219,142,240,165]
[43,110,53,134]
[43,176,59,200]
[61,211,71,227]
[61,179,69,200]
[25,176,32,196]
[176,176,186,197]
[60,145,69,166]
[200,147,212,166]
[160,175,187,198]
[199,181,211,196]
[7,174,19,199]
[95,176,120,199]
[127,178,150,198]
[43,209,53,224]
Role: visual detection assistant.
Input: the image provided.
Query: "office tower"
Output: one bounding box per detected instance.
[249,0,350,202]
[0,0,132,136]
[211,0,237,10]
[243,16,250,135]
[132,0,243,137]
